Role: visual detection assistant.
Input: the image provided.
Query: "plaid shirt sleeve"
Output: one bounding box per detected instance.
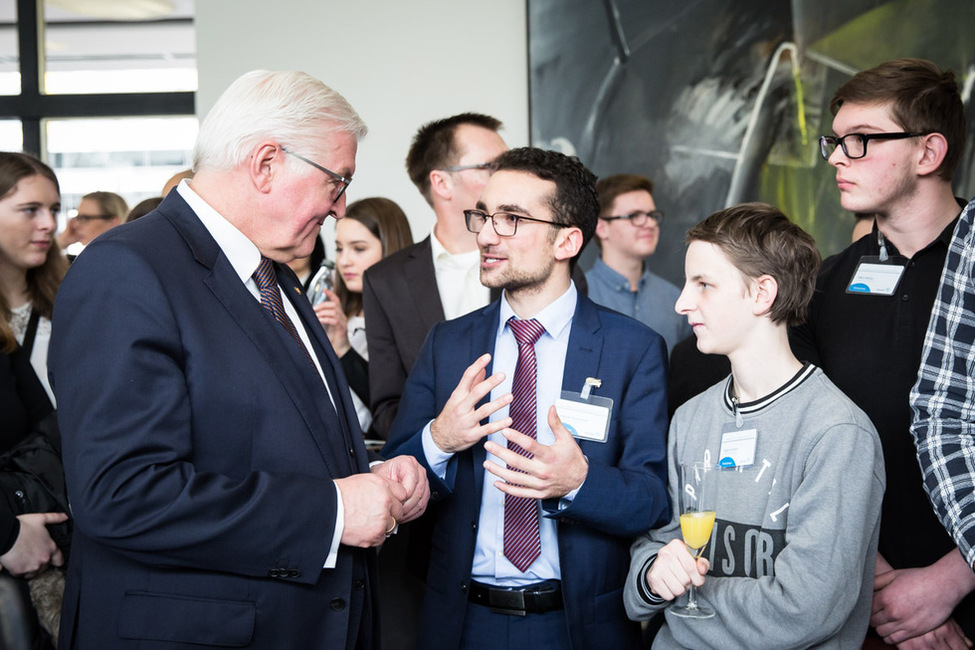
[911,197,975,568]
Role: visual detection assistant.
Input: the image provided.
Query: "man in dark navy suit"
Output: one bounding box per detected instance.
[384,147,669,649]
[49,70,429,650]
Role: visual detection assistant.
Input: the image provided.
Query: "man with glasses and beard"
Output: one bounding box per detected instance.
[384,147,669,650]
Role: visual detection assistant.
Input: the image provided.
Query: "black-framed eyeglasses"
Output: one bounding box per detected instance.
[819,132,927,160]
[281,146,353,200]
[464,209,569,237]
[74,213,115,223]
[600,210,663,226]
[439,162,499,174]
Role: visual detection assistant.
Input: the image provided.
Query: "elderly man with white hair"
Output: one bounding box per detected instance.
[49,70,429,650]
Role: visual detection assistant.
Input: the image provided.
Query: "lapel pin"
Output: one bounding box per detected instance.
[294,287,302,295]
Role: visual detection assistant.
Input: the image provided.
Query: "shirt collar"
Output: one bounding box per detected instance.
[430,229,479,267]
[592,257,648,290]
[870,197,966,258]
[177,180,262,282]
[498,282,578,341]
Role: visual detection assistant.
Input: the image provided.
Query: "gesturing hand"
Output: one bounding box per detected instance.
[430,354,512,454]
[483,406,589,500]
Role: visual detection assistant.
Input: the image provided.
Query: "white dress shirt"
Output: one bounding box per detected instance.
[430,231,490,320]
[177,181,345,567]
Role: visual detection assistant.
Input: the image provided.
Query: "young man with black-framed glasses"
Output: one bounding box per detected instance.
[584,174,690,354]
[791,57,975,648]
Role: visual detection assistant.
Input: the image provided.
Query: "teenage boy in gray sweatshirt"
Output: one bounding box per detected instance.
[624,203,886,648]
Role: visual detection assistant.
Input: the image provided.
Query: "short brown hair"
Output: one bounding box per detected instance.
[595,174,654,217]
[406,113,502,205]
[0,152,68,352]
[335,197,414,317]
[593,174,655,250]
[830,58,965,182]
[494,147,599,262]
[687,203,821,326]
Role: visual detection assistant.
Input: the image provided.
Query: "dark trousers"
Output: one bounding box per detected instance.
[458,600,570,650]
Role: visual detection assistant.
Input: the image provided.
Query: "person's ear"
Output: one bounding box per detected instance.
[554,227,584,262]
[429,169,452,202]
[249,142,280,193]
[752,274,778,318]
[916,132,948,178]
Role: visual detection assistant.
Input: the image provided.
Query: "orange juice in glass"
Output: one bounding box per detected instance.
[672,462,718,619]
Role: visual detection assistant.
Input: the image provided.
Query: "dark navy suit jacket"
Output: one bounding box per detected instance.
[383,293,670,650]
[49,191,377,649]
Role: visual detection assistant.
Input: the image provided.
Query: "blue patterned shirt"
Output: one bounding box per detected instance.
[585,258,691,354]
[911,196,975,568]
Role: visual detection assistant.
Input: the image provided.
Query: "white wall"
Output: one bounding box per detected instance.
[195,0,530,248]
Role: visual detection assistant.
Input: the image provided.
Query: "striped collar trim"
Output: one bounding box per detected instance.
[723,362,817,415]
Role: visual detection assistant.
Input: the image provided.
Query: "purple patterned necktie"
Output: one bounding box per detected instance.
[252,256,315,368]
[503,316,546,572]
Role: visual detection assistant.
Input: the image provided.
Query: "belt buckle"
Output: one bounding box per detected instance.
[489,588,527,617]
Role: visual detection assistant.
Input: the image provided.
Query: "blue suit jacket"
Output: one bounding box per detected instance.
[383,294,670,650]
[49,191,377,649]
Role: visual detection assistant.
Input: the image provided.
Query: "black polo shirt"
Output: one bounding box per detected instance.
[790,205,974,633]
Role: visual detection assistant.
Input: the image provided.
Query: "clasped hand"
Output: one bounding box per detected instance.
[871,552,974,648]
[336,455,430,548]
[646,538,709,602]
[0,512,68,578]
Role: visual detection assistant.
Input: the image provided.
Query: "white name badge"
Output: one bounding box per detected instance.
[718,429,757,468]
[556,394,612,443]
[847,259,906,296]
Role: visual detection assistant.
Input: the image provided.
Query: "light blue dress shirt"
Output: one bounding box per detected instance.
[585,258,691,354]
[422,283,579,586]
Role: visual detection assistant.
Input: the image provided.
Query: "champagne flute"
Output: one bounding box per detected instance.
[671,461,718,619]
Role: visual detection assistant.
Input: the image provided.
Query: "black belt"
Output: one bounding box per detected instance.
[468,580,564,616]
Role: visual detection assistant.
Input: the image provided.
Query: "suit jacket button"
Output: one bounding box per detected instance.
[460,582,468,593]
[268,569,280,578]
[330,598,346,611]
[288,570,301,578]
[354,579,366,591]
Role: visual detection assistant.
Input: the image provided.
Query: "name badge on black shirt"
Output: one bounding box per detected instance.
[847,256,906,296]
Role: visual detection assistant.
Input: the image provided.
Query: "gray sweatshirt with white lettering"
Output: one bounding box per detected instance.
[625,365,885,649]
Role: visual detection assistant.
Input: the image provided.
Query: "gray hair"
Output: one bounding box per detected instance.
[193,70,367,173]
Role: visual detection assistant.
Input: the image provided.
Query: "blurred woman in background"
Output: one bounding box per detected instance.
[316,197,412,440]
[57,190,127,256]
